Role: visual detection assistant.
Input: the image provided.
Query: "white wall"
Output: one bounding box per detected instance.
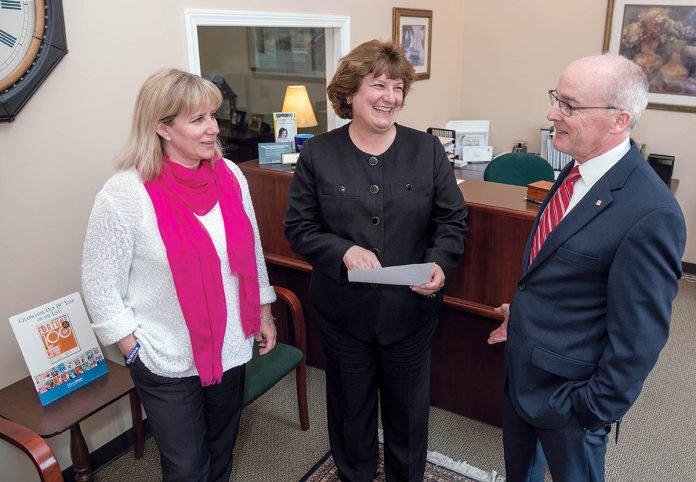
[0,0,692,475]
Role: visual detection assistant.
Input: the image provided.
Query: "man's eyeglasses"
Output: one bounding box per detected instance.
[548,90,619,117]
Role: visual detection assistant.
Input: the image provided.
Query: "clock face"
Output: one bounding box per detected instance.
[0,0,66,122]
[0,0,45,91]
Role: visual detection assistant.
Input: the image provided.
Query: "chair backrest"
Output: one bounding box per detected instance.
[0,417,63,482]
[483,152,555,186]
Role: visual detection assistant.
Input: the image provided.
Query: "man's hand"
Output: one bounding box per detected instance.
[487,303,510,344]
[343,245,382,270]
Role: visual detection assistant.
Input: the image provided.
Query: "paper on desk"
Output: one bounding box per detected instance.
[347,262,435,286]
[461,145,493,163]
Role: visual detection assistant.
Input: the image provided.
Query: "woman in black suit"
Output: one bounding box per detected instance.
[284,39,467,482]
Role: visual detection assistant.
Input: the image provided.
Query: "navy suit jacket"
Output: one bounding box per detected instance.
[505,141,686,431]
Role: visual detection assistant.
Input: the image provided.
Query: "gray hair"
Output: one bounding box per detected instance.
[595,54,648,129]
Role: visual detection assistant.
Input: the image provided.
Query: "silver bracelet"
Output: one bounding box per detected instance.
[260,315,276,325]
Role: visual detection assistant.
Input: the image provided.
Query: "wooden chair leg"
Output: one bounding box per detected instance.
[273,286,310,431]
[296,361,309,431]
[129,390,144,459]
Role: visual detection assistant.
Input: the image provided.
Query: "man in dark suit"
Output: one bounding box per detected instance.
[488,54,686,481]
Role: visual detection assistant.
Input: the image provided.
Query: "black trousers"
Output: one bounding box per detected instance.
[129,357,245,482]
[317,314,437,482]
[503,392,609,482]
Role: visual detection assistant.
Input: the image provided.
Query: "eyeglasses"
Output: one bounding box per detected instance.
[548,90,619,117]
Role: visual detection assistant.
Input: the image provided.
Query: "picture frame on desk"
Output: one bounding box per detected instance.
[604,0,696,113]
[392,8,432,80]
[248,113,264,132]
[232,109,247,128]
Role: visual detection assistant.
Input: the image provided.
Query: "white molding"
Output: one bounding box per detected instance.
[184,10,351,130]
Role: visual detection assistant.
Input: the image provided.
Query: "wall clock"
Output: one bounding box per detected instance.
[0,0,67,122]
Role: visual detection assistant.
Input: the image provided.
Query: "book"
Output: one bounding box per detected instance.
[258,142,292,164]
[526,180,553,204]
[9,293,108,406]
[272,112,297,149]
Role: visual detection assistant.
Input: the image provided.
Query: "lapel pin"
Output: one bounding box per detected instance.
[596,200,602,206]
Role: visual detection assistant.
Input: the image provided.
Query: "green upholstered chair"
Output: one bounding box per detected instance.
[243,286,309,431]
[0,417,64,481]
[483,152,555,186]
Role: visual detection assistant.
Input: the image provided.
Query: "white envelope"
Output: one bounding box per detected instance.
[347,262,435,286]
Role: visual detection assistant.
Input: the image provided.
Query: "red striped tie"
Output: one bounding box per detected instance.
[529,166,581,266]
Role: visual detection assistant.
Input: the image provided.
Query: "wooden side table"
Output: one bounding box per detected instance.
[0,359,143,482]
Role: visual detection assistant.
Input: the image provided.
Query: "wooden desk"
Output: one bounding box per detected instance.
[240,160,538,426]
[0,360,143,482]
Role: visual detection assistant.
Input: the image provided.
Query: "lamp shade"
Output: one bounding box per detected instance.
[281,85,318,128]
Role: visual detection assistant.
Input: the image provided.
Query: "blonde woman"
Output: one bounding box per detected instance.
[82,69,276,482]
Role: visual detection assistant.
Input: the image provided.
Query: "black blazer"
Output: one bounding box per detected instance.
[284,124,468,343]
[506,142,686,431]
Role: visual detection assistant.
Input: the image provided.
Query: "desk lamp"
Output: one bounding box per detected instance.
[281,85,318,129]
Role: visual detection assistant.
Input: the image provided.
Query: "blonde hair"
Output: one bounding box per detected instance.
[327,39,417,119]
[116,69,223,181]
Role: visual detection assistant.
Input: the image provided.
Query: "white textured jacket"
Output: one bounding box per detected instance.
[82,160,276,378]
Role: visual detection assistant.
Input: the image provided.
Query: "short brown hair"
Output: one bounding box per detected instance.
[327,40,417,119]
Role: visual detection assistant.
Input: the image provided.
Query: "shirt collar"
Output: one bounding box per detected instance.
[574,138,630,186]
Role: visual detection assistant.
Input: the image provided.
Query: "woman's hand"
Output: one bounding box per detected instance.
[256,304,277,355]
[343,245,382,270]
[487,303,510,344]
[410,263,445,298]
[116,333,138,357]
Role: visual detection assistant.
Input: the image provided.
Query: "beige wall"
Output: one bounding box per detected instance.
[0,0,692,474]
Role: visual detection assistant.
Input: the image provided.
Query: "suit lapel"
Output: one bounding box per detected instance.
[527,179,613,269]
[524,143,641,275]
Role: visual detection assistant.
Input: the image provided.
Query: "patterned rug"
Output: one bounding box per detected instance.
[299,444,505,482]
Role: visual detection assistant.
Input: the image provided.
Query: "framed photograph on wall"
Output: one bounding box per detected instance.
[392,8,432,80]
[248,27,325,78]
[604,0,696,112]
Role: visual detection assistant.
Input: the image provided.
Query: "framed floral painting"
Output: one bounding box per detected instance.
[604,0,696,112]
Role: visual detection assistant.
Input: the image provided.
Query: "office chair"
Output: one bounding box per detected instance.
[243,286,309,431]
[483,152,555,186]
[0,417,63,481]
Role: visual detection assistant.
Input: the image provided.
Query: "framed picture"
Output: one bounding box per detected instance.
[604,0,696,112]
[248,113,264,132]
[232,110,246,128]
[248,27,325,78]
[392,8,432,80]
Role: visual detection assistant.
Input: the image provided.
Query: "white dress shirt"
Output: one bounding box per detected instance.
[563,138,630,219]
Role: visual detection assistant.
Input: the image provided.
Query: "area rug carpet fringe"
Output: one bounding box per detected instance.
[426,450,505,482]
[376,431,506,482]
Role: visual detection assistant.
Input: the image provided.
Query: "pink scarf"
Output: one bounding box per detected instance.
[145,158,260,386]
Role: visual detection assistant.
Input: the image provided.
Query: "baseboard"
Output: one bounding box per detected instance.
[683,261,695,275]
[62,420,152,482]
